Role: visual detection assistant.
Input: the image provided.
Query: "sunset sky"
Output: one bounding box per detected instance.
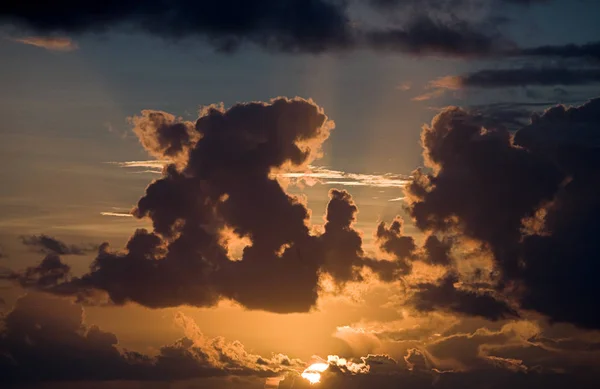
[1,1,600,388]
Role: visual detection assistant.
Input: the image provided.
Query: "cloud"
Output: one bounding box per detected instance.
[519,40,600,62]
[412,88,447,102]
[405,97,600,329]
[365,17,510,57]
[6,97,419,314]
[129,111,199,165]
[0,1,512,57]
[100,212,134,218]
[0,0,353,54]
[429,67,600,88]
[115,162,412,189]
[20,234,97,255]
[9,35,78,51]
[409,273,519,321]
[0,293,297,386]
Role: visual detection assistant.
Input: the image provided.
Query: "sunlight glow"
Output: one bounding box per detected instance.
[301,362,329,384]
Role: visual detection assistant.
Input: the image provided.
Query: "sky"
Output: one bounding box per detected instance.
[1,0,600,388]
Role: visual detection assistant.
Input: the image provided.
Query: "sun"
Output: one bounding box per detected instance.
[301,362,329,384]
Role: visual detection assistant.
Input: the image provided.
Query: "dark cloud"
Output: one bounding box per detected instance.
[410,273,519,321]
[434,67,600,89]
[365,17,509,57]
[520,41,600,62]
[368,0,552,10]
[9,254,71,288]
[0,0,353,53]
[0,0,515,57]
[422,235,453,266]
[511,98,600,329]
[364,217,416,281]
[20,234,96,256]
[280,361,599,389]
[7,98,414,313]
[0,293,295,386]
[406,97,600,329]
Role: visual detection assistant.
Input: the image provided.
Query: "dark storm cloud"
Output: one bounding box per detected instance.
[0,293,294,386]
[20,234,97,255]
[406,97,600,329]
[433,67,600,89]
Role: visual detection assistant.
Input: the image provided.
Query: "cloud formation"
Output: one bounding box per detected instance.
[405,97,600,329]
[0,0,512,56]
[0,293,297,386]
[20,234,97,256]
[6,97,423,314]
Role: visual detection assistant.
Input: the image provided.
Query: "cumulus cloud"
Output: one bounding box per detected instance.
[6,97,422,314]
[405,97,600,329]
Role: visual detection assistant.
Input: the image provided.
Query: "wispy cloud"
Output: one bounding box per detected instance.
[396,82,412,91]
[388,197,406,202]
[280,166,411,188]
[110,161,411,189]
[100,212,134,218]
[412,88,447,101]
[10,36,78,51]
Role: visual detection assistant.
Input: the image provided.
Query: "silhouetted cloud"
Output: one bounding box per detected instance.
[0,294,298,386]
[0,1,512,57]
[20,234,97,255]
[520,40,600,61]
[0,0,353,53]
[406,97,600,329]
[410,273,519,321]
[365,17,509,57]
[6,98,417,313]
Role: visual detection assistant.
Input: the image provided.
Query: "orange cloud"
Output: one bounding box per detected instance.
[11,36,78,51]
[411,88,446,101]
[428,75,464,90]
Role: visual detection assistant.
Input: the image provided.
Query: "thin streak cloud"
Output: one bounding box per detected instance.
[100,212,134,218]
[10,36,78,51]
[111,162,412,188]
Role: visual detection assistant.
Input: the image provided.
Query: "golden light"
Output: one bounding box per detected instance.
[301,362,329,384]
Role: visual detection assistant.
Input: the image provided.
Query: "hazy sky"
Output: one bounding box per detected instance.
[1,1,600,388]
